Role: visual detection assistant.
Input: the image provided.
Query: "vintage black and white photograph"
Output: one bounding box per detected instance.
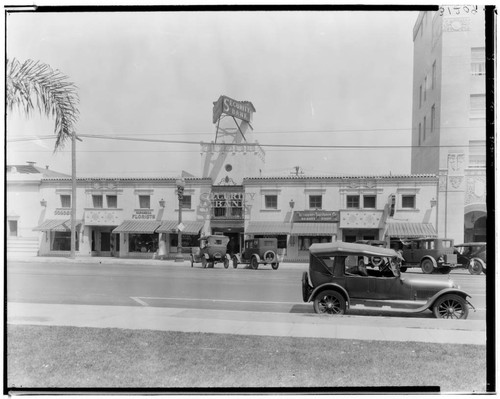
[5,4,493,394]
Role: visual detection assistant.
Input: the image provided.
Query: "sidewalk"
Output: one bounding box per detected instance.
[8,302,486,346]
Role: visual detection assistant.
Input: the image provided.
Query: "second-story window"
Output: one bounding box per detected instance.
[107,195,117,208]
[92,195,103,208]
[401,195,416,209]
[139,195,150,209]
[265,195,278,209]
[60,195,71,208]
[309,195,322,209]
[181,195,191,209]
[346,195,360,209]
[363,195,376,209]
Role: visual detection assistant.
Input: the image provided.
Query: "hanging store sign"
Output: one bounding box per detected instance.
[213,95,254,123]
[293,211,340,223]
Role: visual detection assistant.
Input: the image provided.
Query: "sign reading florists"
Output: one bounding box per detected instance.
[293,211,340,223]
[132,210,155,220]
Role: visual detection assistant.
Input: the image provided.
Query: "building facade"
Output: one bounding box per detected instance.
[410,8,487,243]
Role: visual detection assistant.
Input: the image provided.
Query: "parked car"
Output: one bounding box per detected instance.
[355,240,388,270]
[232,237,283,270]
[191,235,230,268]
[301,241,473,319]
[390,238,459,274]
[454,242,486,275]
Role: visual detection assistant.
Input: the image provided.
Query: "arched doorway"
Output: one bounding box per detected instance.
[464,211,487,242]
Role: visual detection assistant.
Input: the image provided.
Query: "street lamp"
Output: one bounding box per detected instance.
[175,177,186,262]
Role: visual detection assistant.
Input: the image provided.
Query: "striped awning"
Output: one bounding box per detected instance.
[386,222,437,238]
[291,222,337,236]
[156,220,204,235]
[112,220,162,234]
[33,219,82,231]
[246,221,291,235]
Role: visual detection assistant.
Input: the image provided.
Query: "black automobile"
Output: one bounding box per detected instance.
[454,242,486,275]
[302,241,473,319]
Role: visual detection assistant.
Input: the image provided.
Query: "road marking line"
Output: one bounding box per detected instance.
[131,297,149,306]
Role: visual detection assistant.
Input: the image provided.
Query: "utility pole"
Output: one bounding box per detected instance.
[70,130,76,259]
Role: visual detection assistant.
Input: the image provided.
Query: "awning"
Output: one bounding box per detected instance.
[291,223,337,236]
[156,220,204,235]
[386,222,437,238]
[33,219,82,232]
[112,220,162,234]
[246,221,291,235]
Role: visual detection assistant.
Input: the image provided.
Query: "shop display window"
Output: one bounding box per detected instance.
[50,231,79,251]
[298,236,331,251]
[129,233,158,253]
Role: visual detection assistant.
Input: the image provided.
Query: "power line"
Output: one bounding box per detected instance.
[7,133,485,149]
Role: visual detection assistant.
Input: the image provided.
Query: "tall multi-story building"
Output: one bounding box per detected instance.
[410,8,486,243]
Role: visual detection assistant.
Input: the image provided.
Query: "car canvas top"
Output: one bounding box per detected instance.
[309,241,403,260]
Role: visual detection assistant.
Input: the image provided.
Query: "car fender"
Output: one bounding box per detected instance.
[308,283,350,308]
[418,288,472,312]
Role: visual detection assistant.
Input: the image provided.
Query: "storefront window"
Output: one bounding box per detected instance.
[129,233,158,253]
[170,234,200,250]
[51,231,79,251]
[298,236,331,251]
[255,235,287,249]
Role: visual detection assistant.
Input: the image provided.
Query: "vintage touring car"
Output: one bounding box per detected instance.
[190,235,230,268]
[301,241,473,319]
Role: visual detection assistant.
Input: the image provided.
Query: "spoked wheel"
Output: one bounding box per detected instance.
[313,290,346,315]
[232,256,238,269]
[223,258,229,269]
[251,257,259,270]
[271,263,279,270]
[433,294,469,319]
[468,259,483,275]
[201,257,207,269]
[421,259,435,274]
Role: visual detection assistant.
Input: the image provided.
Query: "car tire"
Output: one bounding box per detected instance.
[421,259,435,274]
[468,258,484,275]
[232,256,238,269]
[271,263,279,270]
[201,257,207,269]
[433,294,469,319]
[223,258,229,269]
[301,272,311,302]
[313,290,346,315]
[263,250,276,263]
[251,256,259,270]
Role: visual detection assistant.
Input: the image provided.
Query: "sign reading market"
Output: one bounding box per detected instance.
[213,95,255,123]
[293,210,340,223]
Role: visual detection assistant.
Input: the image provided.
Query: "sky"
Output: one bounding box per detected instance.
[6,8,419,178]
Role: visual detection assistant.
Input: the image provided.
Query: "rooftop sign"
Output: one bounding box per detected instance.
[213,95,255,124]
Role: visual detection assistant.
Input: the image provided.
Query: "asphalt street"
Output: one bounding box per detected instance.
[6,258,488,345]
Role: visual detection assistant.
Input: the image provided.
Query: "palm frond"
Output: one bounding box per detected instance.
[7,58,80,151]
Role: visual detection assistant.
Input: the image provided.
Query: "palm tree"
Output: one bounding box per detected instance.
[7,58,80,258]
[7,58,79,151]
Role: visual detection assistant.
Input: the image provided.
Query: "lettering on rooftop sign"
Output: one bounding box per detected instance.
[213,95,254,123]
